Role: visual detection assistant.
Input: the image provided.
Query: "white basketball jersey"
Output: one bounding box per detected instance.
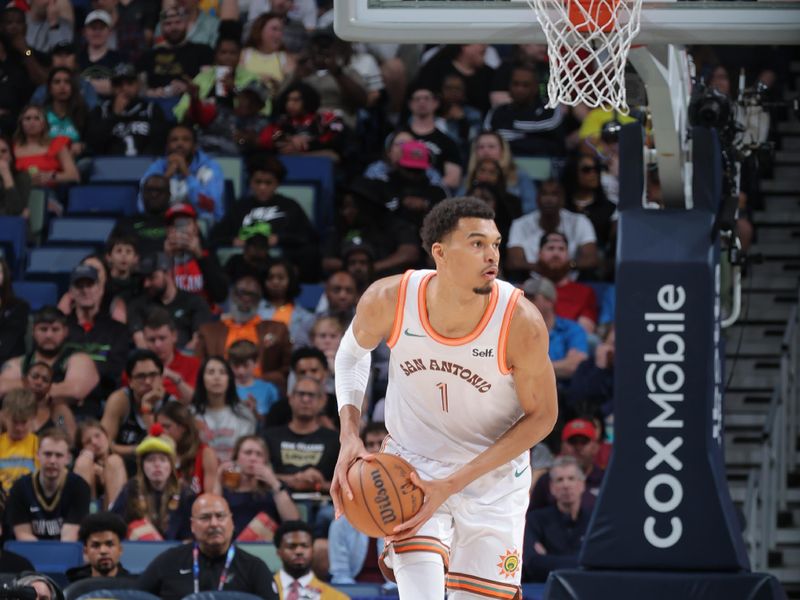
[384,270,524,463]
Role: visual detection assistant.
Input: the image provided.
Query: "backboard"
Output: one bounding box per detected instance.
[334,0,800,45]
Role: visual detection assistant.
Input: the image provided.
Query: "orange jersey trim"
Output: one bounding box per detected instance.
[497,288,522,375]
[386,270,414,349]
[417,273,499,346]
[447,572,519,600]
[392,535,451,569]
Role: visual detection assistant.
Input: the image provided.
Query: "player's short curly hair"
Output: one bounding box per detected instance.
[420,197,495,257]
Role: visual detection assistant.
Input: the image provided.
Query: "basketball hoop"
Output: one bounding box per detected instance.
[527,0,643,113]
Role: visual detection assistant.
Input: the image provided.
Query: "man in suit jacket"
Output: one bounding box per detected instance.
[273,520,350,600]
[196,270,291,393]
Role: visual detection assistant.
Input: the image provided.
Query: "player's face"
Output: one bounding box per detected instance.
[278,530,313,578]
[550,465,585,506]
[84,531,122,576]
[437,217,501,295]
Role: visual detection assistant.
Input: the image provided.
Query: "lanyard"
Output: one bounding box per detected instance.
[193,543,236,594]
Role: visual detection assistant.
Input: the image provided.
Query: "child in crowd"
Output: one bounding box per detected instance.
[229,340,280,430]
[105,233,140,304]
[0,389,39,492]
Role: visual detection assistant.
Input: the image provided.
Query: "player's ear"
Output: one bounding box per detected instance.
[431,242,444,262]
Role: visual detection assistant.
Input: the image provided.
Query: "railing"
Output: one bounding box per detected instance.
[744,290,798,571]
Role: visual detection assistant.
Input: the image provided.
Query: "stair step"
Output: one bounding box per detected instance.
[754,211,800,226]
[725,412,767,428]
[775,150,800,165]
[774,166,800,181]
[749,242,800,260]
[784,137,800,152]
[778,547,800,567]
[724,391,773,413]
[778,122,800,135]
[777,529,800,545]
[754,226,800,246]
[765,567,800,584]
[726,447,764,466]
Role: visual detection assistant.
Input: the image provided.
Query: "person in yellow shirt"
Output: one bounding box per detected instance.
[273,520,350,600]
[0,389,39,492]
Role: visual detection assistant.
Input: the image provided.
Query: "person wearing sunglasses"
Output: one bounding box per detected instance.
[195,270,292,394]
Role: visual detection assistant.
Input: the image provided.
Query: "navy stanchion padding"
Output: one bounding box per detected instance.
[68,184,138,216]
[90,157,157,182]
[120,540,182,574]
[0,215,27,275]
[13,281,58,310]
[74,591,161,600]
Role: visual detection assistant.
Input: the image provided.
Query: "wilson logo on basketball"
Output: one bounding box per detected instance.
[370,467,397,525]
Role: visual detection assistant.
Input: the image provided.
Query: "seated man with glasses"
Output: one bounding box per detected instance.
[137,493,277,600]
[101,349,176,469]
[196,270,292,394]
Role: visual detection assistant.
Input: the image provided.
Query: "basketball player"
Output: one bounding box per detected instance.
[332,197,558,599]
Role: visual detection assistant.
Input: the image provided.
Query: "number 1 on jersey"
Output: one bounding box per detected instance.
[437,382,449,412]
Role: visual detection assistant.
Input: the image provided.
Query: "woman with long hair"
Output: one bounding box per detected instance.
[218,435,300,541]
[240,13,293,90]
[110,423,194,540]
[562,151,617,257]
[193,357,256,462]
[258,258,314,348]
[73,419,127,510]
[13,104,79,187]
[0,135,31,217]
[0,257,28,366]
[156,400,218,494]
[464,130,538,214]
[43,67,88,158]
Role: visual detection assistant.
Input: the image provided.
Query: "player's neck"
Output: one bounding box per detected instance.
[428,272,490,310]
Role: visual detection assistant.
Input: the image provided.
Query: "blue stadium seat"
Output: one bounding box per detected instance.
[48,217,116,248]
[120,540,182,574]
[90,157,157,182]
[152,96,180,122]
[25,246,95,295]
[235,542,280,572]
[297,283,324,312]
[13,281,59,310]
[4,540,84,573]
[182,593,265,600]
[68,184,138,216]
[279,156,335,233]
[0,215,27,275]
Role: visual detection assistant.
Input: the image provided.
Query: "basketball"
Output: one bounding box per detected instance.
[341,454,425,537]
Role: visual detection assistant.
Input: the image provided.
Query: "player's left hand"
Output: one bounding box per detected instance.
[386,471,455,543]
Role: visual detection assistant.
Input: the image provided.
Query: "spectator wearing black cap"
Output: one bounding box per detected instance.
[163,202,229,307]
[78,10,122,96]
[66,512,132,582]
[321,181,420,279]
[0,306,99,406]
[211,154,320,282]
[25,0,72,53]
[138,6,214,99]
[65,264,130,402]
[30,40,100,109]
[111,174,170,255]
[127,253,213,351]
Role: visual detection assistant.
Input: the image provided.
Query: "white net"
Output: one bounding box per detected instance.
[526,0,643,113]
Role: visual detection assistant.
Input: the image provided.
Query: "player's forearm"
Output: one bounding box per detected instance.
[338,405,362,443]
[448,408,557,493]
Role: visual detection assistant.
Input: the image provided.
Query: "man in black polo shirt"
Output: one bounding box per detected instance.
[127,252,213,351]
[137,493,277,600]
[65,264,130,404]
[7,428,90,541]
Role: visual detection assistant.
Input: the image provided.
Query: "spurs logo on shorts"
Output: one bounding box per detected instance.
[497,549,521,579]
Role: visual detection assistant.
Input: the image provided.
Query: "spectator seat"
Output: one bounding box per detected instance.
[25,246,95,295]
[214,156,245,200]
[90,157,157,183]
[182,593,265,600]
[279,156,335,233]
[73,591,161,600]
[4,540,84,574]
[278,183,317,225]
[64,576,138,600]
[297,283,324,312]
[67,184,139,216]
[235,542,281,572]
[0,216,27,276]
[120,540,182,574]
[13,281,59,310]
[47,217,116,248]
[516,156,552,180]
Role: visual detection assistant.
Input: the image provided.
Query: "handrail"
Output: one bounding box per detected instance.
[741,285,798,572]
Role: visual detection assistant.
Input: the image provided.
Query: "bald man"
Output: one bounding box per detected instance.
[137,493,278,600]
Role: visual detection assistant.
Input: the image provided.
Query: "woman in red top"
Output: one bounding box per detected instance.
[13,104,79,187]
[156,400,218,494]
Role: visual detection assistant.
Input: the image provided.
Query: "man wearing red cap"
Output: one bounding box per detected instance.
[529,417,605,510]
[164,202,229,308]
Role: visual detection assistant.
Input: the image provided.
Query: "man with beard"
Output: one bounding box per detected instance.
[128,252,213,351]
[274,520,348,599]
[140,123,225,224]
[112,174,171,256]
[195,270,291,393]
[7,428,90,541]
[85,62,168,157]
[314,270,358,324]
[138,6,213,99]
[65,264,130,406]
[66,512,133,582]
[0,306,99,406]
[535,232,598,334]
[137,493,277,600]
[506,179,599,277]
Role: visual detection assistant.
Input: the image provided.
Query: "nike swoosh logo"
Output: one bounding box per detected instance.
[404,328,426,338]
[179,569,192,575]
[514,465,530,478]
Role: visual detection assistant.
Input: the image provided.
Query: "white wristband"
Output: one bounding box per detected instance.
[334,324,373,413]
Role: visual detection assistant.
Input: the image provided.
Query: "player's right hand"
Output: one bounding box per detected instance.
[330,434,371,520]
